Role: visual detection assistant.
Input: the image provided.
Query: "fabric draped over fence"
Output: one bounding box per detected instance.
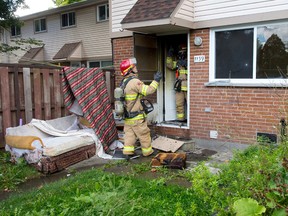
[62,67,118,152]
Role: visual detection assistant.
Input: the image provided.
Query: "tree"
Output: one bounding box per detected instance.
[259,34,288,78]
[52,0,83,7]
[0,0,26,29]
[0,0,43,54]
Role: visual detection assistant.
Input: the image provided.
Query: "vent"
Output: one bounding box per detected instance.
[257,132,277,144]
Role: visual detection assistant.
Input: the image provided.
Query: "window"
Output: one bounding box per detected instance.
[97,4,109,22]
[61,12,76,28]
[34,18,46,33]
[88,60,112,68]
[210,21,288,85]
[11,25,21,37]
[70,61,81,67]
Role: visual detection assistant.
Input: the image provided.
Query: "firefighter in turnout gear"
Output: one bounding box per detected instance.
[120,57,162,157]
[173,44,188,121]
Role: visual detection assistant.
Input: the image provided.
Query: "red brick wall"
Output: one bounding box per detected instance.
[112,31,288,145]
[190,29,288,144]
[112,37,134,86]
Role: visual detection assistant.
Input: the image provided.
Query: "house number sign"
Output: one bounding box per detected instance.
[194,55,205,63]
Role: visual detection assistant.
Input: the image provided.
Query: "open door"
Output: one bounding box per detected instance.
[134,33,158,81]
[133,33,189,126]
[160,34,188,125]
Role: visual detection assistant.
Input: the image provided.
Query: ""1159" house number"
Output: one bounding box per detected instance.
[194,55,205,63]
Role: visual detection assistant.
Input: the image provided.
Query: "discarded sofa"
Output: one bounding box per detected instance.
[4,115,107,174]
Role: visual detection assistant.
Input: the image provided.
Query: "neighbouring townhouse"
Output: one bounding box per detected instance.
[1,0,112,68]
[110,0,288,147]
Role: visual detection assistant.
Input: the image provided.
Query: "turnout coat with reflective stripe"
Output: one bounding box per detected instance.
[123,75,159,119]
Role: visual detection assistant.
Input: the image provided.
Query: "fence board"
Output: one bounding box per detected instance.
[13,66,21,123]
[33,68,42,119]
[43,69,51,120]
[0,67,12,138]
[23,68,33,124]
[53,70,62,118]
[0,64,115,148]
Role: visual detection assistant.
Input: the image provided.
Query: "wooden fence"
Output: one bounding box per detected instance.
[0,64,115,148]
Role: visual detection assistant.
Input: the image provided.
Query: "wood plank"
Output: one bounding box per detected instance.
[43,68,51,120]
[23,68,33,124]
[53,69,62,118]
[13,66,20,123]
[33,68,42,119]
[0,67,12,135]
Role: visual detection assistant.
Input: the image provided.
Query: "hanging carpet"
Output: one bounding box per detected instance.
[62,67,118,152]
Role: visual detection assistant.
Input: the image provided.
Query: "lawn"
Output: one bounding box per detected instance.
[0,141,287,215]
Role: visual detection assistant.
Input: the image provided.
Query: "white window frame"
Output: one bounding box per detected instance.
[209,21,288,87]
[88,60,112,68]
[34,18,47,33]
[96,4,109,22]
[61,11,76,28]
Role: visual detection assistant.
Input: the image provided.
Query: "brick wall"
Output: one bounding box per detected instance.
[112,37,134,86]
[190,29,288,144]
[112,31,288,145]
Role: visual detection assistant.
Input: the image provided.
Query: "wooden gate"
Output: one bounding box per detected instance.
[0,64,115,148]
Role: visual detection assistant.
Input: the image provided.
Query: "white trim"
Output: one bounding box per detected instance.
[97,3,109,22]
[186,32,190,127]
[34,17,47,33]
[61,11,76,28]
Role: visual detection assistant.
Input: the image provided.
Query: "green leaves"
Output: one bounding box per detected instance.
[233,198,266,216]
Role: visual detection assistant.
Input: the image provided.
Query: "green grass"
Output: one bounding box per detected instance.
[0,151,40,191]
[0,142,287,215]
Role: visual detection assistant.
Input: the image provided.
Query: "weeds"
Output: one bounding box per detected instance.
[0,151,40,191]
[0,140,287,215]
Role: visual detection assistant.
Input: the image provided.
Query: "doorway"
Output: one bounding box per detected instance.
[133,33,189,127]
[158,34,189,126]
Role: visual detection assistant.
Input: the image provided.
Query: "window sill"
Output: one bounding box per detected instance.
[205,80,288,88]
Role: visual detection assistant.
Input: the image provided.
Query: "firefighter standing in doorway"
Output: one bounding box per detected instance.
[120,57,162,157]
[167,44,188,122]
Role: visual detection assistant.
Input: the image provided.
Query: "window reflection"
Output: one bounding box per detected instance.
[257,24,288,78]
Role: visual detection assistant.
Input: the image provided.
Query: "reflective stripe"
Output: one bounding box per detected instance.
[181,86,187,91]
[125,93,138,101]
[150,80,159,89]
[179,69,187,75]
[124,113,146,124]
[177,113,184,118]
[141,85,148,96]
[142,146,152,153]
[123,146,134,151]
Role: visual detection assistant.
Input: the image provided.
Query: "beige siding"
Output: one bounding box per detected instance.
[175,0,194,21]
[7,1,111,63]
[110,0,136,35]
[194,0,288,22]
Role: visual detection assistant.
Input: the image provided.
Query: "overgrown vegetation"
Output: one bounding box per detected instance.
[0,140,287,215]
[0,151,40,191]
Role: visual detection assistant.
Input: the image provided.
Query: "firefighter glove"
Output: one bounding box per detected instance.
[154,71,162,82]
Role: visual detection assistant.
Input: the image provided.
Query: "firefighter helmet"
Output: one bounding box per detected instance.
[120,57,137,76]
